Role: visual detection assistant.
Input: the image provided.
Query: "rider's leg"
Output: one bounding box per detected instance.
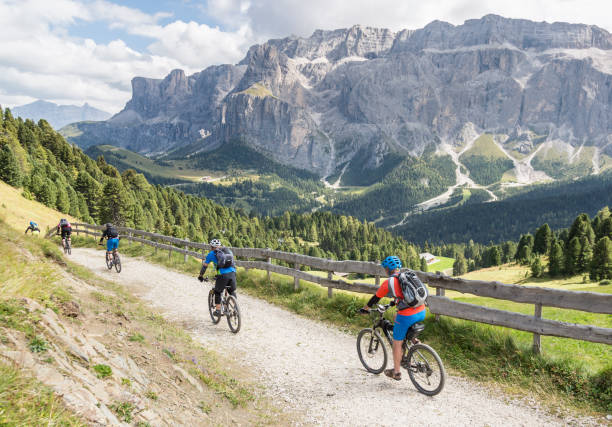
[214,274,228,312]
[392,339,403,374]
[227,272,237,298]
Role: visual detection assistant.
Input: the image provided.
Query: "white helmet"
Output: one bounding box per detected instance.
[210,239,221,247]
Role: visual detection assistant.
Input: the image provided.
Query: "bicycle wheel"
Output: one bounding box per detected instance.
[67,243,71,255]
[225,295,241,334]
[208,290,221,324]
[106,254,113,270]
[356,328,388,374]
[114,254,121,273]
[406,343,445,396]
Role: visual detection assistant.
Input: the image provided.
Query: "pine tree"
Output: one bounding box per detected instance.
[420,256,428,272]
[548,240,564,276]
[0,144,22,186]
[531,257,544,278]
[534,224,552,255]
[590,237,612,280]
[564,237,581,276]
[453,253,467,276]
[99,179,134,225]
[578,236,593,273]
[515,234,534,264]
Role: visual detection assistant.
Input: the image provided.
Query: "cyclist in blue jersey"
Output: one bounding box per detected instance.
[198,239,237,316]
[98,223,120,264]
[25,221,40,234]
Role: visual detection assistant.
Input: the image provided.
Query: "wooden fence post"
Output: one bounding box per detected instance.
[184,238,189,263]
[435,287,445,321]
[154,238,157,254]
[375,260,380,286]
[327,271,333,298]
[128,232,132,246]
[533,303,543,354]
[266,249,271,284]
[294,263,300,290]
[168,246,172,260]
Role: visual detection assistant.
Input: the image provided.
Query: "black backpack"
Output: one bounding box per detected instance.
[106,226,119,238]
[389,271,429,310]
[214,247,235,269]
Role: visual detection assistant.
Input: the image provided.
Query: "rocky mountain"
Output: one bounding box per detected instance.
[64,14,612,181]
[13,100,111,130]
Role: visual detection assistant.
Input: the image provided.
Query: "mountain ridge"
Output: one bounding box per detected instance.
[63,14,612,189]
[13,100,111,129]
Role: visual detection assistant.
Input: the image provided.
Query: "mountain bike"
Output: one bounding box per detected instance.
[356,303,445,396]
[204,277,241,333]
[62,238,71,255]
[105,249,121,273]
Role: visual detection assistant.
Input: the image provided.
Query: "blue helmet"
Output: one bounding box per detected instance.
[381,256,402,270]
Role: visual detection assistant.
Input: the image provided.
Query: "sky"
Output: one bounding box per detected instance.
[1,0,611,115]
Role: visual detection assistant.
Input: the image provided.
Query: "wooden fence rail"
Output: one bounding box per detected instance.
[63,222,612,348]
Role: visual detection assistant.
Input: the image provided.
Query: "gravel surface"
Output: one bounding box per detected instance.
[69,248,598,426]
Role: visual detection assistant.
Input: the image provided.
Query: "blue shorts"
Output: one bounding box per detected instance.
[106,238,119,251]
[393,310,426,341]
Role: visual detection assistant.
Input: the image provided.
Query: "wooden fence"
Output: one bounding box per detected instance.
[64,222,612,351]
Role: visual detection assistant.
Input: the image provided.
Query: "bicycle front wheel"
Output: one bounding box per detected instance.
[225,295,241,333]
[406,343,445,396]
[208,290,221,324]
[356,328,388,374]
[114,254,121,273]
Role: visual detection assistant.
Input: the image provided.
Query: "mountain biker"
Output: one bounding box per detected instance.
[198,239,237,317]
[98,223,120,263]
[24,221,40,234]
[360,256,426,381]
[56,219,72,248]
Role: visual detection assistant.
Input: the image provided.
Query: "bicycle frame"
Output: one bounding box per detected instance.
[368,305,419,352]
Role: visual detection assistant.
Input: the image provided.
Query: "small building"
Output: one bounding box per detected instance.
[419,252,439,265]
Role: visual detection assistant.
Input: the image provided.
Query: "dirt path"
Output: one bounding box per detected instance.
[69,248,589,426]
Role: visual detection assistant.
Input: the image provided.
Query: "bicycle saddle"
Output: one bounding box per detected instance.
[409,323,425,333]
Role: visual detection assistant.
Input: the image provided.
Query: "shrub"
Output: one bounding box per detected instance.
[28,336,48,353]
[110,401,134,423]
[92,364,112,379]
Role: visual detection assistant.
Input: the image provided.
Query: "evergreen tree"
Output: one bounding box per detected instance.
[568,213,595,245]
[564,237,581,275]
[533,223,552,255]
[590,237,612,280]
[548,240,564,277]
[531,257,544,278]
[0,144,22,186]
[420,256,428,272]
[515,234,534,264]
[578,236,593,273]
[99,179,133,225]
[453,253,467,276]
[489,246,502,266]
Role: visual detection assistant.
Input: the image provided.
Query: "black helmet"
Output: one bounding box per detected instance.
[105,223,113,228]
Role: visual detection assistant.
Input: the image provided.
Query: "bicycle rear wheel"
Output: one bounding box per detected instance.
[356,328,388,374]
[406,343,445,396]
[225,295,241,333]
[208,290,221,324]
[106,254,113,270]
[67,243,71,255]
[114,254,121,273]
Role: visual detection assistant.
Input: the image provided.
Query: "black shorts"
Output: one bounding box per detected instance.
[214,272,237,303]
[61,229,72,239]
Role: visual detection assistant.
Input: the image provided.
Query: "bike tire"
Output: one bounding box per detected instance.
[225,295,241,334]
[67,244,71,255]
[356,328,388,374]
[406,343,446,396]
[114,254,121,273]
[106,255,113,270]
[208,290,221,324]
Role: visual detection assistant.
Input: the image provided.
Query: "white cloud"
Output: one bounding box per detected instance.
[2,0,612,116]
[0,0,252,114]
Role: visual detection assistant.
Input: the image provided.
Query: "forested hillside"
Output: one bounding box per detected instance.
[0,107,424,267]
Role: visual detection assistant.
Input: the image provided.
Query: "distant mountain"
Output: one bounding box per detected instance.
[65,15,612,182]
[13,100,111,129]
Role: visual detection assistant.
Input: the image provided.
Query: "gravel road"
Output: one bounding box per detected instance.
[69,248,596,426]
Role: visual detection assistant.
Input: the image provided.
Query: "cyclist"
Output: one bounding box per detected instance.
[98,223,120,265]
[24,221,40,234]
[198,239,237,317]
[56,219,72,248]
[360,256,426,381]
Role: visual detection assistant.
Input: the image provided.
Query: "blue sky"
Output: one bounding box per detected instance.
[1,0,611,114]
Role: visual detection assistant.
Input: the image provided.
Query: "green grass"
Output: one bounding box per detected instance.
[427,256,455,272]
[92,364,112,379]
[237,82,275,98]
[461,134,508,160]
[0,361,85,426]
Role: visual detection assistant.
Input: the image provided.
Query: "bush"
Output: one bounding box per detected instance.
[110,401,134,423]
[599,279,611,286]
[28,336,48,353]
[92,364,112,379]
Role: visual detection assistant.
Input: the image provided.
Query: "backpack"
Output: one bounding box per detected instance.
[106,226,119,238]
[388,271,428,310]
[60,219,71,230]
[214,247,235,269]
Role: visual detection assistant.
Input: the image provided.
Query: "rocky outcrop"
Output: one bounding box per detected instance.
[64,15,612,177]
